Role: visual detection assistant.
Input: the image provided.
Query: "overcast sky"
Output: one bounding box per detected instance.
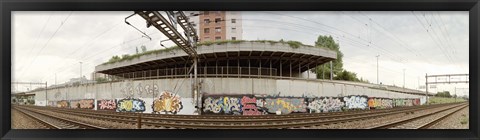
[12,11,469,96]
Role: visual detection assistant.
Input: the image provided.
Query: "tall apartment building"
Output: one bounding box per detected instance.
[191,11,243,43]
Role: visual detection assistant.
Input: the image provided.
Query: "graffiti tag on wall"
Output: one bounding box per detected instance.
[307,97,345,113]
[117,98,146,112]
[343,95,368,110]
[120,82,134,98]
[56,100,69,108]
[48,101,57,107]
[394,99,415,107]
[152,91,183,114]
[203,96,242,114]
[241,96,262,115]
[97,99,117,110]
[367,98,393,109]
[264,98,306,114]
[69,99,94,109]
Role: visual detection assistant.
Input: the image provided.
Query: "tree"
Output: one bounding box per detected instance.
[435,91,452,98]
[136,47,139,54]
[141,45,147,53]
[314,35,343,80]
[108,55,121,63]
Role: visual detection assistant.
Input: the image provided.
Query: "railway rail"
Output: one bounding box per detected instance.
[370,103,468,129]
[13,106,107,129]
[12,102,467,129]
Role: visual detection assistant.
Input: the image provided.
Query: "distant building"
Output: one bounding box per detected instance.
[191,11,243,42]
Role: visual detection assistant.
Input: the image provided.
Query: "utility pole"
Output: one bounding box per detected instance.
[376,55,380,85]
[425,73,428,104]
[79,62,82,84]
[330,61,333,80]
[403,69,405,89]
[454,87,457,103]
[55,73,57,85]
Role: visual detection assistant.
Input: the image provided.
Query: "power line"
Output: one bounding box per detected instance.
[19,11,73,80]
[18,13,54,73]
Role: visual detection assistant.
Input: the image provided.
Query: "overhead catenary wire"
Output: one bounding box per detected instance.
[19,11,73,80]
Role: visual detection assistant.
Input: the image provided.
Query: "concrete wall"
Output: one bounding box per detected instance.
[32,77,426,115]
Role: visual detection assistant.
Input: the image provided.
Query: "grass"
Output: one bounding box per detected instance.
[101,39,322,65]
[460,114,468,125]
[428,97,466,105]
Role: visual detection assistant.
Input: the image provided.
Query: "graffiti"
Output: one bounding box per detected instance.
[264,98,306,114]
[48,101,57,107]
[241,96,261,115]
[413,99,421,106]
[203,96,242,114]
[56,100,69,108]
[135,83,143,96]
[120,82,134,98]
[117,98,146,112]
[394,99,414,107]
[69,99,94,109]
[367,98,393,109]
[343,95,368,110]
[97,99,117,110]
[144,84,158,96]
[152,91,183,114]
[54,92,62,99]
[307,97,345,113]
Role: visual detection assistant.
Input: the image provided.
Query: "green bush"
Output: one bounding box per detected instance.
[101,40,322,65]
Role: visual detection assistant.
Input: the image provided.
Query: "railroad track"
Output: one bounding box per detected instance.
[13,106,107,129]
[369,102,468,129]
[13,102,466,129]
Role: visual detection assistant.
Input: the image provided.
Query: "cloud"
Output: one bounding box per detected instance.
[12,11,469,96]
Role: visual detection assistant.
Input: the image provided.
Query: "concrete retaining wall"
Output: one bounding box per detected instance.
[32,77,427,115]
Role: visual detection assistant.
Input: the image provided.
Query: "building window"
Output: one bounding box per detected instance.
[203,19,210,24]
[204,28,210,34]
[215,18,222,23]
[232,27,236,33]
[215,36,221,40]
[231,19,236,23]
[232,37,236,40]
[203,11,209,15]
[215,27,221,33]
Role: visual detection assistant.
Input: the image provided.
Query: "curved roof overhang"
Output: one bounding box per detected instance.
[95,42,337,76]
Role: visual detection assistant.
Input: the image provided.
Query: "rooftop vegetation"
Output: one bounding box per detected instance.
[101,39,320,65]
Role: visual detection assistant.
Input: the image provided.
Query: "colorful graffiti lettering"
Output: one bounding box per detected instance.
[203,96,242,114]
[264,98,306,114]
[413,99,420,106]
[394,99,415,107]
[97,99,117,110]
[79,99,94,109]
[152,91,183,114]
[56,100,69,108]
[70,100,79,109]
[343,95,368,110]
[117,98,146,112]
[367,98,393,109]
[69,99,94,109]
[307,97,345,113]
[241,96,261,115]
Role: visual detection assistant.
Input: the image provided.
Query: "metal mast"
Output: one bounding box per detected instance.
[133,11,201,113]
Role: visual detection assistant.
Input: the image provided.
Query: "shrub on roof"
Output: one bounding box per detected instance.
[101,40,323,65]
